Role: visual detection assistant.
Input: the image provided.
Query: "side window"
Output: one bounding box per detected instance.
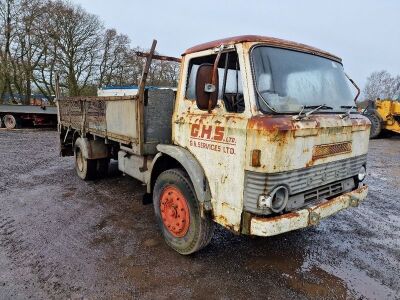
[185,52,244,113]
[186,64,200,100]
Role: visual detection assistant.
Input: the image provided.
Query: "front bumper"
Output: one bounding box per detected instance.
[249,185,368,237]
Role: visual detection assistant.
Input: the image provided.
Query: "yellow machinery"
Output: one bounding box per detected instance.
[364,99,400,138]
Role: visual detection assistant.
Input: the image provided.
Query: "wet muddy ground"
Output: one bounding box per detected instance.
[0,129,399,299]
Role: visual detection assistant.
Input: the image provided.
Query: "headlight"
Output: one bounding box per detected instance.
[258,186,289,213]
[358,166,366,182]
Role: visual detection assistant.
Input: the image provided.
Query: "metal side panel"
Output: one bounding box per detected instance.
[106,100,138,143]
[118,151,151,183]
[143,89,175,155]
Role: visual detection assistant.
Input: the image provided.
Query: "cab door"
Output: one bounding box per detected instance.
[173,47,251,231]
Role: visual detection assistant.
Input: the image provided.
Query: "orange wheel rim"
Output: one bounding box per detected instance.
[160,186,190,237]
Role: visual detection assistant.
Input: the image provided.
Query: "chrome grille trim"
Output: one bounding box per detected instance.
[243,155,367,214]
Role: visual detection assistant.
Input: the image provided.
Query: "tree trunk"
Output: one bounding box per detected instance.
[24,77,31,105]
[68,65,79,96]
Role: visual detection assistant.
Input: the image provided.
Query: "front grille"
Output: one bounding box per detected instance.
[304,182,343,202]
[243,155,366,215]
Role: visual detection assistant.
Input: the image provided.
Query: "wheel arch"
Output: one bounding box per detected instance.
[74,137,109,160]
[148,144,212,211]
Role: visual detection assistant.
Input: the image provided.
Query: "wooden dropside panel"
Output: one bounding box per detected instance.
[58,91,176,155]
[86,100,107,133]
[58,96,137,146]
[58,99,84,129]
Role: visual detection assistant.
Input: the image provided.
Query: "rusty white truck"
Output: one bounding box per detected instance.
[57,36,370,255]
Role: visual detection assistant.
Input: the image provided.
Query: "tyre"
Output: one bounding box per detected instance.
[3,114,20,129]
[153,168,214,255]
[96,158,109,178]
[366,111,382,139]
[74,141,96,180]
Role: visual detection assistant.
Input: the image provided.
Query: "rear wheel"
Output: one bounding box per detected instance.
[74,144,96,180]
[3,114,20,129]
[153,168,214,255]
[366,111,382,139]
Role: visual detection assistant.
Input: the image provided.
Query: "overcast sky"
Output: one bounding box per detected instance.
[71,0,399,88]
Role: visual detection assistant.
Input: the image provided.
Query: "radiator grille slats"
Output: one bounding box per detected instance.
[244,155,367,214]
[304,182,343,202]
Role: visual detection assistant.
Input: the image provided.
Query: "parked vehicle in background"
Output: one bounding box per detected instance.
[364,98,400,138]
[0,97,57,129]
[57,36,371,255]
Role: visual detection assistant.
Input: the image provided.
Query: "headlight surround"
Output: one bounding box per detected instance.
[258,186,289,213]
[358,165,367,182]
[270,186,289,213]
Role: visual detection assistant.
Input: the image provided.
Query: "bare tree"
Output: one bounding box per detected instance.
[46,0,103,96]
[0,0,20,102]
[0,0,180,101]
[12,0,46,104]
[98,29,131,86]
[148,59,180,86]
[364,70,400,100]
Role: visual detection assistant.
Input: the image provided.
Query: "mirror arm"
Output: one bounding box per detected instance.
[221,52,229,98]
[345,73,360,103]
[208,47,223,113]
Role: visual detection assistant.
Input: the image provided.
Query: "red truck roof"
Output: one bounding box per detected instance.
[183,35,341,62]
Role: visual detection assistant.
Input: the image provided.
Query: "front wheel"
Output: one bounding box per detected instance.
[153,169,214,255]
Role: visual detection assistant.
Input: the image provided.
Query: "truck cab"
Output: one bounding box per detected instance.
[58,35,370,255]
[170,36,369,237]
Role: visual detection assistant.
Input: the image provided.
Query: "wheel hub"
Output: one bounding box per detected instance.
[160,186,190,237]
[4,115,16,129]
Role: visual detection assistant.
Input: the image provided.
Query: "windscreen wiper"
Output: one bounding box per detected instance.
[293,104,333,120]
[304,105,333,109]
[340,105,356,119]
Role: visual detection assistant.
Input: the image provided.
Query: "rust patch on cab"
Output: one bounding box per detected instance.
[252,211,301,223]
[214,215,236,232]
[248,115,294,132]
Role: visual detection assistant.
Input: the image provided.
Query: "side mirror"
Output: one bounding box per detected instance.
[195,63,219,111]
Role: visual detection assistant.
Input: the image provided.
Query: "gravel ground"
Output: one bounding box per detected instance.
[0,129,399,299]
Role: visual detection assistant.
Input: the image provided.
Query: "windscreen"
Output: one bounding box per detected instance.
[251,46,355,113]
